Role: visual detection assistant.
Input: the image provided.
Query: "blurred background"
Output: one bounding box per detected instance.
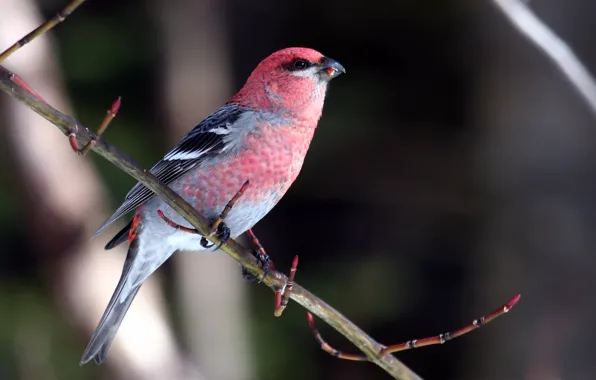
[1,0,596,379]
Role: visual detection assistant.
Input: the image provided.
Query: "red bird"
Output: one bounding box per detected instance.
[81,47,345,364]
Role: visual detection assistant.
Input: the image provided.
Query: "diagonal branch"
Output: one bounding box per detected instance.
[0,65,422,380]
[0,0,86,63]
[492,0,596,118]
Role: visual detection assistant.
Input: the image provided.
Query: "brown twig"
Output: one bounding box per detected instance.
[0,0,86,63]
[247,228,265,253]
[307,294,521,361]
[10,73,48,103]
[69,97,121,155]
[209,180,250,235]
[274,255,298,317]
[246,228,274,275]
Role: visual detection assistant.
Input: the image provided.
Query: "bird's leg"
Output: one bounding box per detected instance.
[157,210,202,235]
[199,220,231,250]
[157,180,249,250]
[158,196,298,317]
[242,228,274,282]
[157,210,200,234]
[305,294,521,361]
[243,229,298,316]
[199,180,250,250]
[157,209,231,249]
[68,97,121,156]
[157,178,289,292]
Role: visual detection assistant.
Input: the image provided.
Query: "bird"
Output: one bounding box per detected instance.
[80,47,345,365]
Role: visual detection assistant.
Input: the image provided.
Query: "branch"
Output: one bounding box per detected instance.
[307,295,520,361]
[0,0,85,63]
[492,0,596,118]
[0,66,422,380]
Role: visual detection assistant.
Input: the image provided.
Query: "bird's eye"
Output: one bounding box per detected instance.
[293,59,309,70]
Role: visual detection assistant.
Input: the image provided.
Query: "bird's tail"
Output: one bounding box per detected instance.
[80,238,142,365]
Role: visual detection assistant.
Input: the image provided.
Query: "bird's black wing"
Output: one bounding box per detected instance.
[95,103,249,242]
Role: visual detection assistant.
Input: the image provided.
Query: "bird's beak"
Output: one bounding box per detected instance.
[318,57,346,80]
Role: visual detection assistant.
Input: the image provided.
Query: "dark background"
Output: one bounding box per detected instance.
[1,0,596,379]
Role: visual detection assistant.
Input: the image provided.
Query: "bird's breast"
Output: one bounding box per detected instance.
[246,121,316,183]
[172,122,316,218]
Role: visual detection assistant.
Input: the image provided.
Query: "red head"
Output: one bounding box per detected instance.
[231,47,345,121]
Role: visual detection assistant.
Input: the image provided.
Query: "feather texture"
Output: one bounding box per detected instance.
[92,104,249,238]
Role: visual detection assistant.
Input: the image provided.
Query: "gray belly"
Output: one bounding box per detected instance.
[138,188,281,252]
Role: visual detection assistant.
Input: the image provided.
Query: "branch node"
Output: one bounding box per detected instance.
[75,96,121,156]
[68,132,80,152]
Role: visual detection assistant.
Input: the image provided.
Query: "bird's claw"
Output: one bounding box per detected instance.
[241,250,272,283]
[200,220,231,251]
[241,267,256,281]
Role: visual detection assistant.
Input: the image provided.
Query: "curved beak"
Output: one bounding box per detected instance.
[318,56,345,80]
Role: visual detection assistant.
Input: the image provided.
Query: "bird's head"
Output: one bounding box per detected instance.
[256,47,345,84]
[232,47,345,119]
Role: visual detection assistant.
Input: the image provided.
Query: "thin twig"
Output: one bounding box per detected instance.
[209,180,250,235]
[0,0,86,63]
[492,0,596,118]
[274,255,299,317]
[0,68,423,380]
[10,73,48,102]
[246,228,272,268]
[80,97,121,155]
[307,294,521,361]
[69,97,121,155]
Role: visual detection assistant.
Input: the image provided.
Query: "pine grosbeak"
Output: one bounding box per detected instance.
[80,47,345,364]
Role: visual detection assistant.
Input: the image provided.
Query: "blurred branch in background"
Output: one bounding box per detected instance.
[0,0,199,379]
[492,0,596,117]
[154,0,253,379]
[469,0,596,378]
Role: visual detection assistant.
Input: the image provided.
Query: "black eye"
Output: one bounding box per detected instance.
[293,59,309,70]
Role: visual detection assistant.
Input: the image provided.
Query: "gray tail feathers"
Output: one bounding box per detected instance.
[80,243,141,365]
